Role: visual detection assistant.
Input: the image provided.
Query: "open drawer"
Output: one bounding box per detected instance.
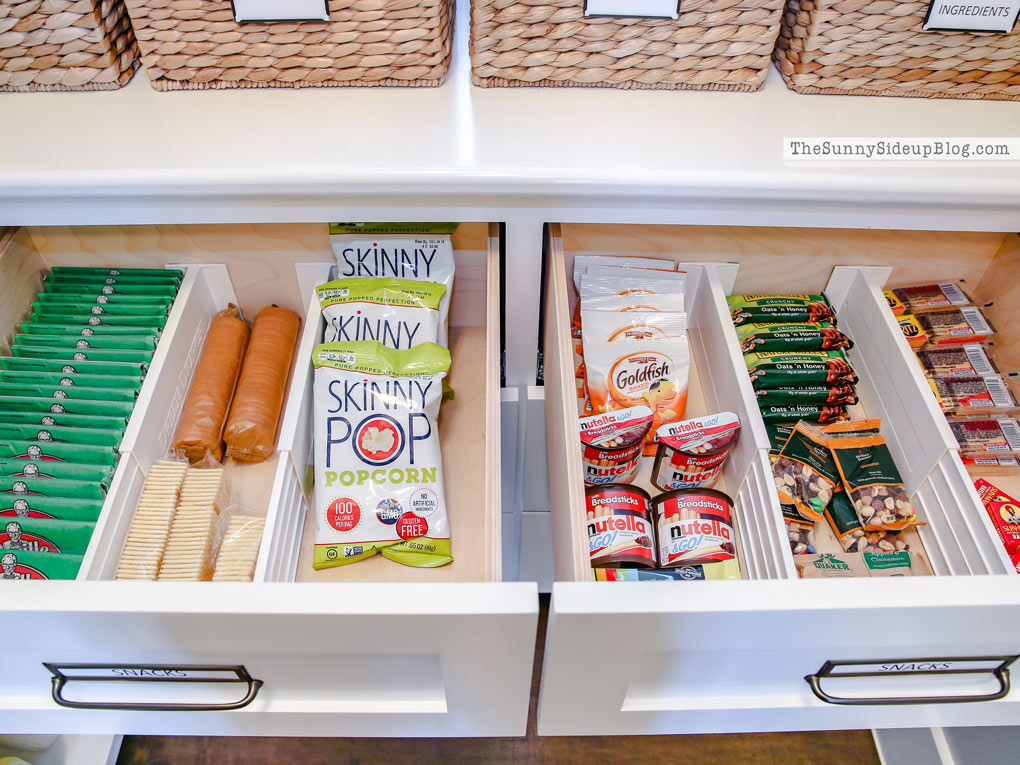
[538,226,1020,736]
[0,226,538,738]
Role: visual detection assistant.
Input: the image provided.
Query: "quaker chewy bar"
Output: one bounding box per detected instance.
[0,371,143,392]
[0,356,148,378]
[0,383,137,402]
[0,517,95,555]
[20,320,160,338]
[32,302,169,319]
[0,396,134,417]
[0,441,118,467]
[0,494,103,522]
[736,323,853,354]
[0,475,105,500]
[12,345,154,364]
[755,385,858,406]
[12,333,157,352]
[0,410,128,431]
[745,351,857,388]
[0,424,123,448]
[759,404,849,425]
[0,458,112,484]
[0,549,83,580]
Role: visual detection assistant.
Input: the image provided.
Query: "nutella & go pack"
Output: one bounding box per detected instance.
[974,478,1020,572]
[585,484,656,568]
[652,412,740,491]
[578,406,653,486]
[651,488,736,568]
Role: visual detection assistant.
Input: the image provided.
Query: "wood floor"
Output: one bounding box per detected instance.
[118,596,880,765]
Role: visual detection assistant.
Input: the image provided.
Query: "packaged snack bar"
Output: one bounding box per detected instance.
[0,356,148,378]
[0,495,103,522]
[35,291,175,307]
[0,372,141,394]
[329,230,455,346]
[755,385,858,406]
[0,383,136,402]
[224,305,302,463]
[584,334,690,456]
[795,551,919,578]
[172,305,250,463]
[829,433,917,530]
[316,277,444,348]
[12,333,157,352]
[729,297,835,325]
[0,424,122,448]
[0,441,118,467]
[43,281,179,299]
[32,302,169,319]
[0,517,95,555]
[312,340,452,569]
[0,549,83,579]
[916,344,998,378]
[915,306,995,345]
[43,271,182,286]
[759,405,849,425]
[825,490,910,553]
[0,396,134,418]
[578,406,654,486]
[892,282,972,313]
[973,478,1020,572]
[27,313,166,330]
[949,418,1020,455]
[11,345,154,364]
[0,474,105,499]
[745,351,857,388]
[884,291,906,316]
[728,294,828,310]
[50,266,184,279]
[0,458,111,484]
[928,375,1019,414]
[736,323,853,354]
[0,410,127,430]
[897,315,929,348]
[20,320,161,338]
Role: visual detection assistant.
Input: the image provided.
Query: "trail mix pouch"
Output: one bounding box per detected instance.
[736,323,853,354]
[0,356,148,378]
[0,494,104,522]
[829,433,918,531]
[0,549,83,580]
[755,385,858,406]
[0,458,111,484]
[745,351,857,388]
[312,340,453,569]
[0,475,105,500]
[329,231,455,346]
[0,441,118,467]
[0,517,95,555]
[825,490,910,553]
[316,277,446,349]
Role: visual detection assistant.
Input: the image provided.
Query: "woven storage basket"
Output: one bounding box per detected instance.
[0,0,140,91]
[470,0,785,90]
[774,0,1020,100]
[123,0,454,89]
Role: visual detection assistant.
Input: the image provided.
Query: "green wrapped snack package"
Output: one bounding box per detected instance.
[0,474,105,500]
[26,313,165,329]
[728,294,829,310]
[0,441,118,467]
[0,424,123,448]
[12,333,157,352]
[730,302,836,326]
[765,423,795,458]
[736,323,854,354]
[44,271,181,287]
[11,345,155,364]
[755,385,859,406]
[0,410,128,430]
[759,405,849,425]
[0,396,134,417]
[19,320,160,338]
[745,351,857,388]
[0,494,104,522]
[43,281,178,299]
[50,266,184,279]
[32,302,169,319]
[0,383,137,402]
[0,458,112,484]
[0,356,148,378]
[0,517,95,555]
[35,291,174,308]
[0,549,83,579]
[0,370,142,392]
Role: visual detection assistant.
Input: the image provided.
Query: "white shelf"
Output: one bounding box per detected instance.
[0,1,1017,228]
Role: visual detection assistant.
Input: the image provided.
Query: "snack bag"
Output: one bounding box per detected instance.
[0,382,137,402]
[0,495,104,522]
[312,340,452,569]
[0,441,118,467]
[773,422,840,522]
[825,490,910,553]
[577,309,686,379]
[745,351,857,388]
[736,323,853,354]
[0,370,143,392]
[570,255,676,337]
[0,458,111,484]
[0,549,83,579]
[317,277,446,348]
[0,517,94,555]
[0,356,148,378]
[329,231,455,346]
[0,475,105,500]
[0,411,128,430]
[583,335,690,456]
[11,345,155,364]
[829,433,917,530]
[974,479,1020,572]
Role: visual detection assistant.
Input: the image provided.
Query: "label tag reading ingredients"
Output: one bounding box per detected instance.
[585,0,680,17]
[922,0,1020,31]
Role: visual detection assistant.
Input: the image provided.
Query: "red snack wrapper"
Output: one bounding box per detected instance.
[974,478,1020,573]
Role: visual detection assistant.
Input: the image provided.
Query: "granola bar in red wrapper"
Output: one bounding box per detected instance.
[974,478,1020,573]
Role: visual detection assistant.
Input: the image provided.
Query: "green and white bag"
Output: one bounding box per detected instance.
[316,277,446,349]
[312,341,452,569]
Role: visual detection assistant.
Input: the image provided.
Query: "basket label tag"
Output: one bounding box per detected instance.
[922,0,1020,32]
[584,0,680,18]
[232,0,329,23]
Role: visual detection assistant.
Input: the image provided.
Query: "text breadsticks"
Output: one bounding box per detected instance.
[224,306,301,463]
[173,305,250,463]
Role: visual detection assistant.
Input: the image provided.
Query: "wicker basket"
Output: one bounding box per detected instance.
[0,0,140,91]
[123,0,454,89]
[774,0,1020,100]
[470,0,785,90]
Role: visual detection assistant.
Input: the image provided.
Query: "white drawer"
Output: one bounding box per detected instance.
[0,228,538,738]
[538,229,1020,736]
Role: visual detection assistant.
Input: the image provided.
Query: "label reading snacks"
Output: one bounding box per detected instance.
[923,0,1020,32]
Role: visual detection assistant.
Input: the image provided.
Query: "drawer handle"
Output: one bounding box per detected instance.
[805,656,1018,706]
[44,663,263,712]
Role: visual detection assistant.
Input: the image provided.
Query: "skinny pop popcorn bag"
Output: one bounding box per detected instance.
[312,340,453,569]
